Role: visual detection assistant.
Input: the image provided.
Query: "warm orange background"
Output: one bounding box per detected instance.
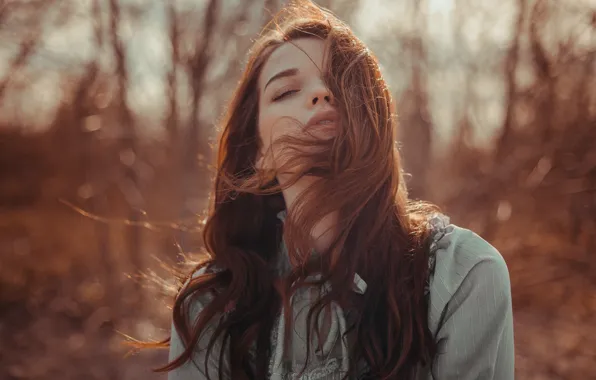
[1,0,594,379]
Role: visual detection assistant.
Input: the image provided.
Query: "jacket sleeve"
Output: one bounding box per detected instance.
[432,236,515,380]
[167,269,231,380]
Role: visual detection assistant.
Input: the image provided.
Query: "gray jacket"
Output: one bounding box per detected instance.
[167,213,515,379]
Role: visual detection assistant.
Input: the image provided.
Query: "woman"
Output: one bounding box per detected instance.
[156,1,514,379]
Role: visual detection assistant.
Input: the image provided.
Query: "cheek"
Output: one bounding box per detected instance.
[259,110,300,146]
[256,112,276,169]
[257,114,274,153]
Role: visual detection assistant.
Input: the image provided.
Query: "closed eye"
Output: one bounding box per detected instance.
[273,89,299,102]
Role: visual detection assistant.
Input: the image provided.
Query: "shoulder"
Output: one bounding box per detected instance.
[426,219,511,332]
[431,221,509,291]
[169,264,233,377]
[180,263,224,320]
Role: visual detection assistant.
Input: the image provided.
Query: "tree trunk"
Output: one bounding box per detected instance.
[398,0,432,200]
[177,0,219,252]
[108,0,144,311]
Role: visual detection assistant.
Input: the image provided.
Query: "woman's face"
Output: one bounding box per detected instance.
[256,38,338,172]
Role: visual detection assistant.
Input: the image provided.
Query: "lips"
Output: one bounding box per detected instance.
[305,109,339,129]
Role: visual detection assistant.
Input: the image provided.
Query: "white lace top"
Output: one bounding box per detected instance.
[167,213,514,379]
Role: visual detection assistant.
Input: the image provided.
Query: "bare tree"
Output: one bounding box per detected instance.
[495,0,527,162]
[398,0,433,199]
[476,0,528,240]
[0,0,52,102]
[451,0,478,152]
[186,0,219,175]
[529,0,556,145]
[166,0,180,153]
[175,0,220,252]
[108,0,144,309]
[80,0,120,307]
[165,0,260,255]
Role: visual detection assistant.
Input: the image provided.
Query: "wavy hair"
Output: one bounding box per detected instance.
[151,1,439,379]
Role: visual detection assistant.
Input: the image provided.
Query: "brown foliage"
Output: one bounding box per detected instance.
[0,0,594,379]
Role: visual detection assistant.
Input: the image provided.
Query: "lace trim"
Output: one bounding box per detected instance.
[269,357,343,380]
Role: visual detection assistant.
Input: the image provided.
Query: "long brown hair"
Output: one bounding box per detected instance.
[153,1,439,379]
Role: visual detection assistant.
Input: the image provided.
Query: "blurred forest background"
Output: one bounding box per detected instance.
[0,0,594,379]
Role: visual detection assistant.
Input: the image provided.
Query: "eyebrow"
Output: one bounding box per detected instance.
[263,68,299,92]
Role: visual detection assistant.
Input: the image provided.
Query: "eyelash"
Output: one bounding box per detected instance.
[273,88,299,101]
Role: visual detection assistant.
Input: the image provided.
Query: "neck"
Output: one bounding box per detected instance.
[278,174,338,253]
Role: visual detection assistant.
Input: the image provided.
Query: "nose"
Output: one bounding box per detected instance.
[307,83,334,108]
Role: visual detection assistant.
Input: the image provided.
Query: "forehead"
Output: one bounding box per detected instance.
[259,38,329,88]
